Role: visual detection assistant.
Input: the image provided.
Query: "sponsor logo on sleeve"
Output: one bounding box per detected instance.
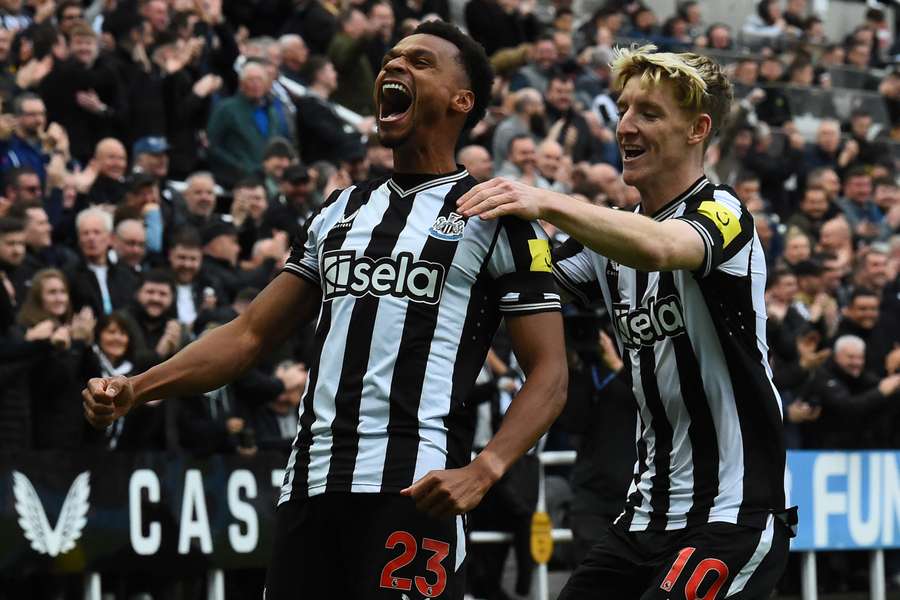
[697,201,741,248]
[528,239,552,272]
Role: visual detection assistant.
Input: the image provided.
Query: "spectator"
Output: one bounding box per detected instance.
[817,216,854,274]
[781,228,812,268]
[199,220,274,303]
[55,0,84,37]
[803,119,853,174]
[492,88,544,169]
[783,0,807,30]
[365,2,396,76]
[465,0,539,58]
[15,268,98,450]
[328,9,377,116]
[785,185,837,242]
[544,73,594,163]
[280,0,338,56]
[166,226,217,327]
[535,139,570,193]
[743,0,791,42]
[805,335,900,449]
[229,178,269,262]
[252,360,308,453]
[261,137,296,201]
[854,245,891,298]
[497,134,550,188]
[873,177,898,231]
[807,166,841,205]
[207,61,295,188]
[0,216,25,333]
[833,287,898,377]
[173,172,218,231]
[791,258,840,338]
[457,145,493,183]
[1,93,61,186]
[128,268,189,364]
[6,201,77,298]
[836,166,890,242]
[3,167,43,207]
[84,137,128,206]
[847,109,889,169]
[140,0,170,39]
[112,219,147,275]
[295,56,366,166]
[264,163,317,240]
[131,136,169,183]
[278,34,308,84]
[509,36,559,94]
[703,23,733,51]
[65,207,139,315]
[38,21,123,164]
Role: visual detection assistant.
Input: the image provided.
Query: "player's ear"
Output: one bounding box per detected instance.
[452,89,474,117]
[687,113,712,146]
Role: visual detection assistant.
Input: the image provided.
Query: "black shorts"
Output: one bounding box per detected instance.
[559,515,789,600]
[264,493,466,599]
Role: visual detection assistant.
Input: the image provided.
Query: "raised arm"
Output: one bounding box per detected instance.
[457,178,706,272]
[83,273,320,428]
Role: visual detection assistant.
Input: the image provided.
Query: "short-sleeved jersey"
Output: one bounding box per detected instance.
[553,176,786,532]
[279,169,560,502]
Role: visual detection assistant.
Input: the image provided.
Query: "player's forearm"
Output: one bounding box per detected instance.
[540,193,683,271]
[130,318,262,405]
[472,360,567,483]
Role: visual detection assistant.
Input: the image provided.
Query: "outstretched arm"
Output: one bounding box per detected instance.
[457,178,705,272]
[84,273,320,427]
[402,310,567,517]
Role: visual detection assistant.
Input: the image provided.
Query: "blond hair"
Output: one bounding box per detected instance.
[611,45,733,145]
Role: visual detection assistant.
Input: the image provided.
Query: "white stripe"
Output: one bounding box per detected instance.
[725,514,775,597]
[455,515,466,570]
[499,301,561,312]
[387,170,469,198]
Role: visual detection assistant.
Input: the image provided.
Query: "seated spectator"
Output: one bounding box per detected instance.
[780,228,813,269]
[624,6,659,39]
[544,73,594,163]
[15,268,98,449]
[835,166,891,242]
[846,109,889,169]
[127,268,190,364]
[730,58,759,99]
[754,57,792,126]
[328,10,376,116]
[66,207,139,315]
[457,145,493,183]
[805,335,900,449]
[207,61,295,188]
[702,22,733,50]
[465,0,539,58]
[786,58,814,87]
[84,137,128,206]
[497,135,551,189]
[743,0,792,42]
[166,227,218,328]
[295,56,367,166]
[834,287,899,376]
[6,201,77,299]
[509,36,559,94]
[803,120,851,175]
[492,88,544,169]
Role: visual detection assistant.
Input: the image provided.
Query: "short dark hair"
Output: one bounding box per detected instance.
[844,165,869,181]
[507,133,532,153]
[169,226,202,250]
[735,171,760,186]
[5,167,39,190]
[56,0,82,22]
[849,287,878,304]
[233,177,265,191]
[300,54,331,85]
[412,20,493,130]
[141,268,176,294]
[0,217,24,236]
[12,92,43,115]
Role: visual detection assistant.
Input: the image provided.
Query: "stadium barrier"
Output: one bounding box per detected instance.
[1,450,897,599]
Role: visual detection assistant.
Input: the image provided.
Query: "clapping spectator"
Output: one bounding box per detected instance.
[127,268,189,363]
[82,137,128,206]
[111,219,148,275]
[328,9,377,116]
[836,166,891,242]
[6,201,77,297]
[166,227,218,328]
[509,36,559,94]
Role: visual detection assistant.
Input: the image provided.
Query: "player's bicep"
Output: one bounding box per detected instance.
[658,219,706,272]
[676,196,753,277]
[242,272,321,348]
[505,311,566,378]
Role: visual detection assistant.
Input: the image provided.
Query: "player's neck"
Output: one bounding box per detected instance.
[392,140,457,175]
[638,163,706,215]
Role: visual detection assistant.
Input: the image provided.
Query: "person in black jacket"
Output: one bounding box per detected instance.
[804,334,900,449]
[831,287,900,377]
[464,0,537,58]
[126,269,191,365]
[199,220,276,304]
[66,207,139,316]
[295,55,365,165]
[280,0,338,55]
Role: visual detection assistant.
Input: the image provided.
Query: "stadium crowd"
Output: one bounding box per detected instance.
[0,0,898,597]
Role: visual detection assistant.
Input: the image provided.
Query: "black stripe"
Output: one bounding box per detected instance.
[325,184,416,492]
[697,272,785,529]
[552,237,585,262]
[658,272,720,527]
[288,184,374,500]
[499,216,535,273]
[381,180,472,490]
[634,271,673,531]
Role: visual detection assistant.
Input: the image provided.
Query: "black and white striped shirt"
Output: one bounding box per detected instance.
[279,169,561,502]
[554,176,786,531]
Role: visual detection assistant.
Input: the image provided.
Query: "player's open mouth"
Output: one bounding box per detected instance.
[379,81,413,123]
[622,145,646,161]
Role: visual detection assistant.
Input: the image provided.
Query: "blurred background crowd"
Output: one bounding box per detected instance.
[0,0,897,598]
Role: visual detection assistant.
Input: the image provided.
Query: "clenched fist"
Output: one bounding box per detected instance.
[82,376,136,429]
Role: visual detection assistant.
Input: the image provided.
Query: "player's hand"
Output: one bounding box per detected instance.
[401,461,497,518]
[456,177,557,221]
[83,376,136,429]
